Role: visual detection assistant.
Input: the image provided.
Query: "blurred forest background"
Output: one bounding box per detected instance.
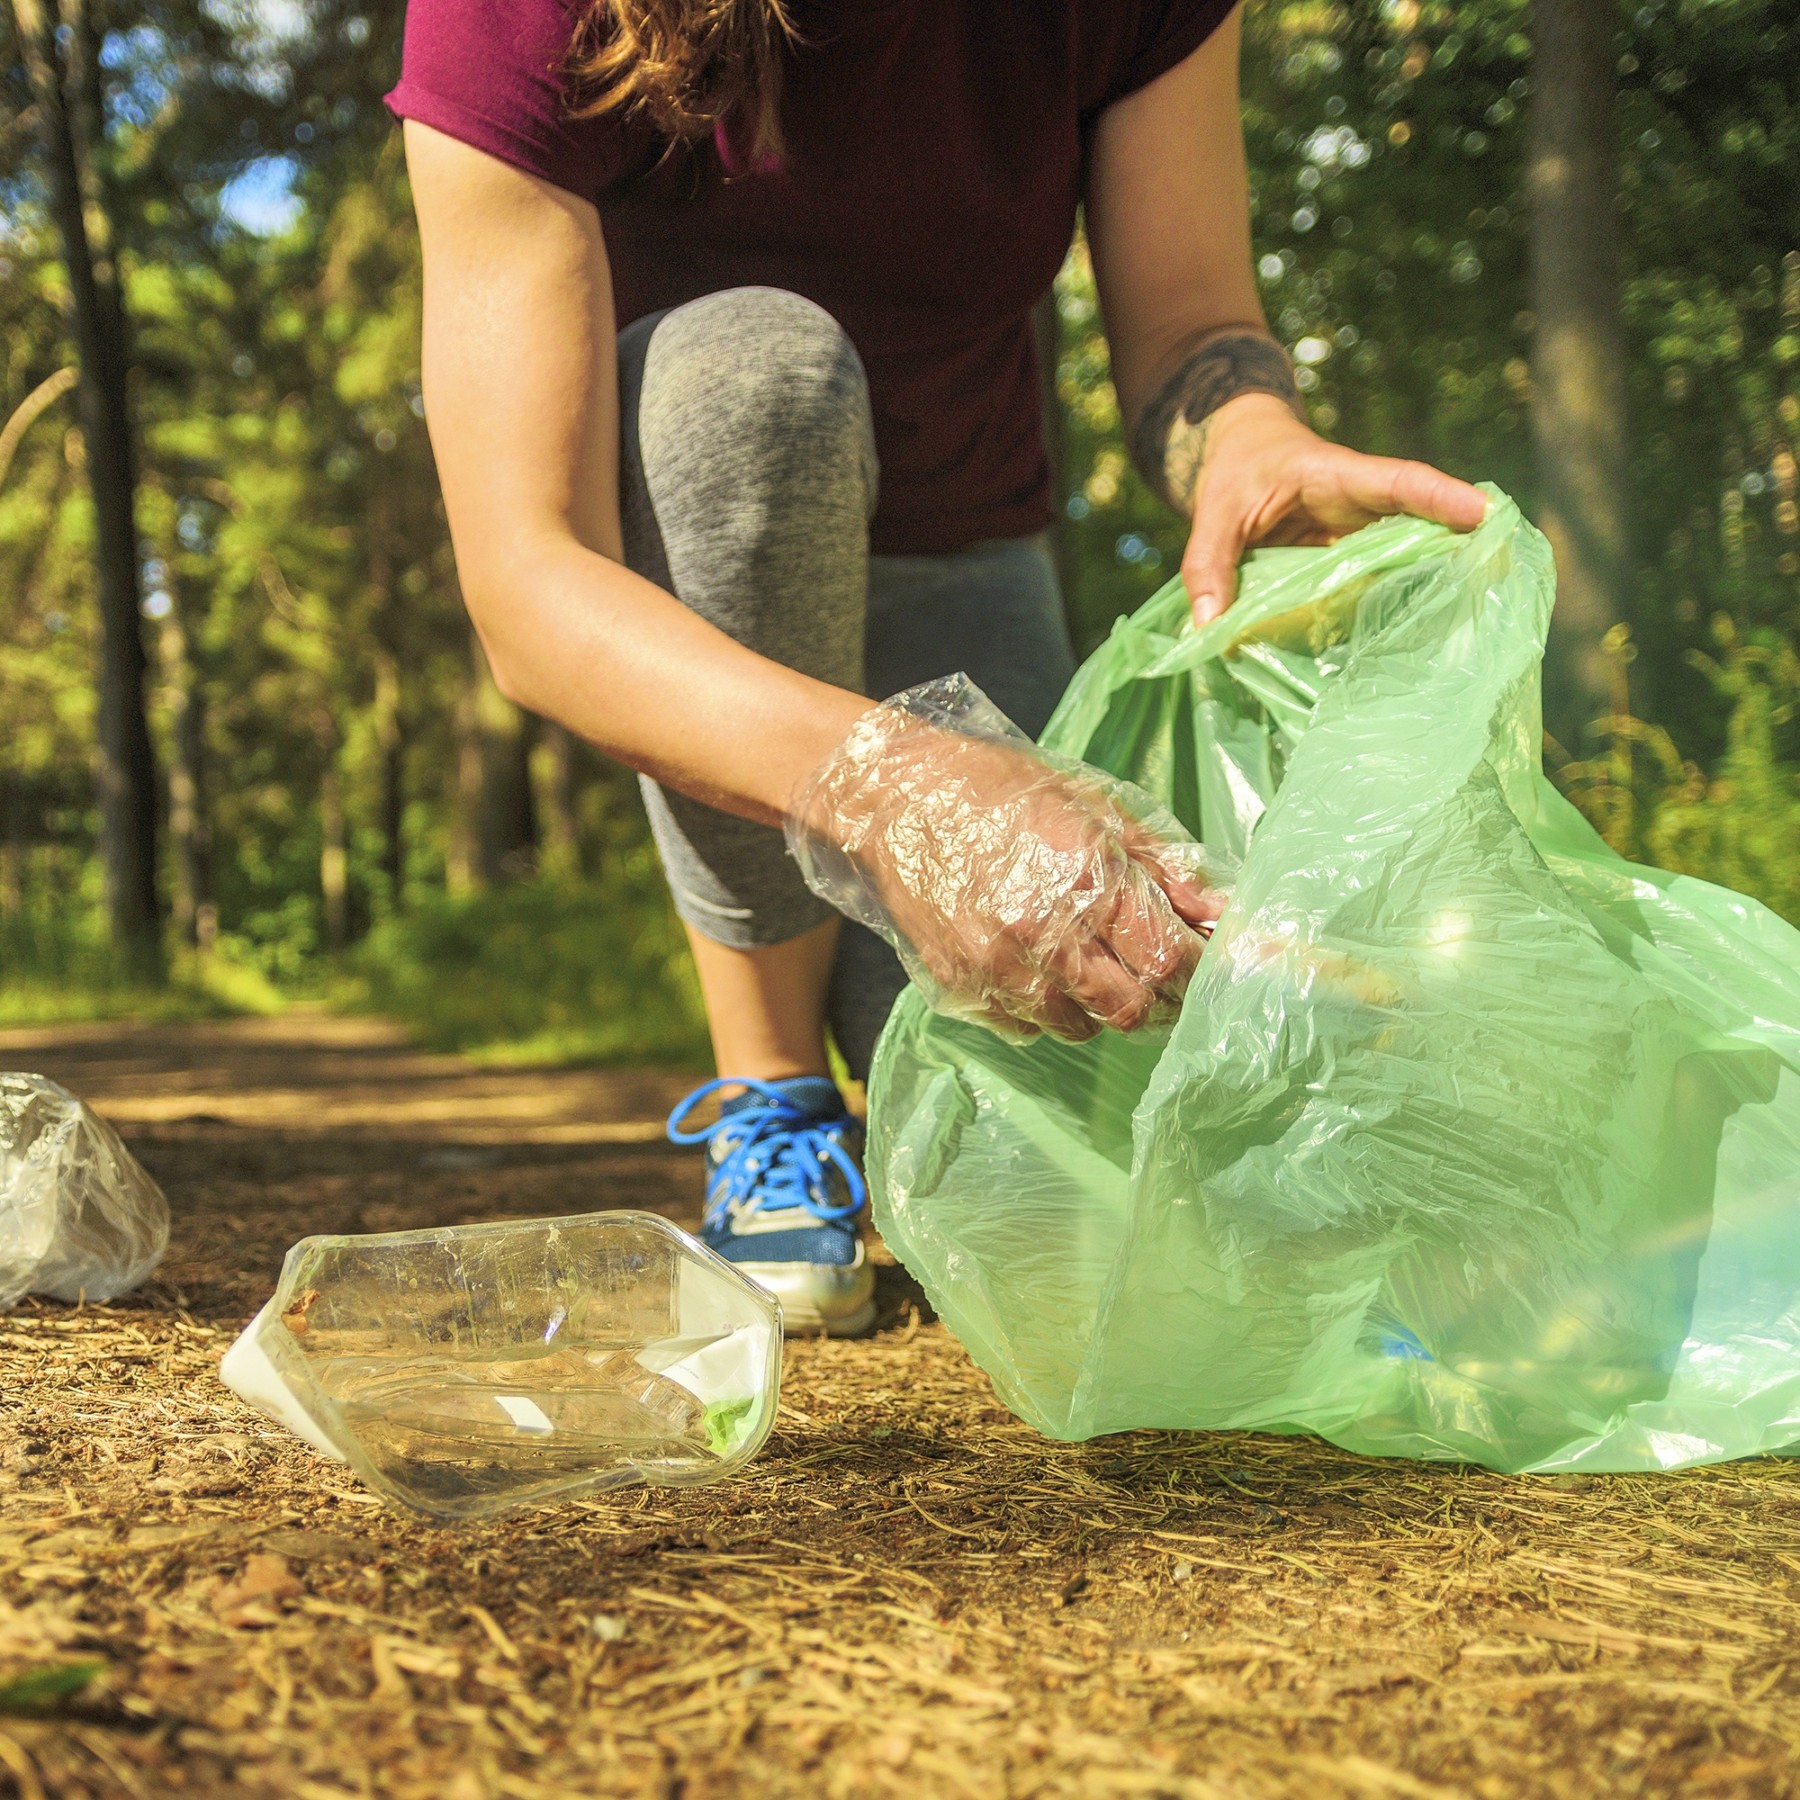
[2,0,1797,1064]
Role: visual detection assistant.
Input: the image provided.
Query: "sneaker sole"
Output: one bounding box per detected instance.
[733,1259,877,1339]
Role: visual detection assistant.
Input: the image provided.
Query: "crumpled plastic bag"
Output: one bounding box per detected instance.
[865,488,1800,1473]
[787,677,1228,1042]
[1,1073,169,1307]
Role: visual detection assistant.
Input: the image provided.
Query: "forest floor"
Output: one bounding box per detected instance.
[2,1015,1799,1800]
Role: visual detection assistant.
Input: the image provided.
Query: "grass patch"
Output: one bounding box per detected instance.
[353,873,709,1068]
[3,867,707,1068]
[0,918,285,1029]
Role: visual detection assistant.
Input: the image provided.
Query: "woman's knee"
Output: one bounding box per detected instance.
[636,288,877,513]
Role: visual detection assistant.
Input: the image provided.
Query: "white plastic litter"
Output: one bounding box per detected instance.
[0,1072,170,1308]
[220,1209,782,1520]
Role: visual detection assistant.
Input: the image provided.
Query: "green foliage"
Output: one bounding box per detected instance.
[354,869,708,1068]
[1053,0,1800,735]
[4,0,461,980]
[1559,621,1800,924]
[5,0,1799,1055]
[0,909,282,1024]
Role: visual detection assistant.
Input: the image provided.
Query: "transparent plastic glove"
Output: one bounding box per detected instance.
[786,676,1230,1042]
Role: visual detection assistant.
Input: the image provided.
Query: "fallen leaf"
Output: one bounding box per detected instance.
[212,1553,301,1621]
[280,1288,320,1336]
[0,1659,106,1715]
[256,1530,375,1564]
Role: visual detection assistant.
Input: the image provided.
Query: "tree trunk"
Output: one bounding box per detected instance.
[317,712,349,952]
[1033,287,1076,633]
[0,776,20,925]
[448,674,480,897]
[364,507,400,911]
[373,645,406,907]
[1528,0,1633,754]
[531,724,581,880]
[155,596,212,951]
[468,628,537,887]
[9,0,161,973]
[364,494,407,909]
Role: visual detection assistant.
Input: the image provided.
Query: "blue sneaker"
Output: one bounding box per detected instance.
[667,1076,875,1337]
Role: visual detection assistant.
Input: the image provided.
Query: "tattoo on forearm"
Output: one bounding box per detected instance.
[1129,332,1304,511]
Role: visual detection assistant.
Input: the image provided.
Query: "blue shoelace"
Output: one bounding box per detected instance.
[667,1077,867,1227]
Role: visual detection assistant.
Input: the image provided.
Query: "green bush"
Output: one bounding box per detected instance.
[0,906,283,1026]
[1558,620,1800,924]
[353,866,709,1067]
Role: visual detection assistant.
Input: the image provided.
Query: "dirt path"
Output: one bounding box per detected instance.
[2,1017,1798,1799]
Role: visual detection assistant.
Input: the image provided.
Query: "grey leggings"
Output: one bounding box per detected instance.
[618,287,1076,1080]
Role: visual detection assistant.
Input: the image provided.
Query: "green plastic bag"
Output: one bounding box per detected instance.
[865,489,1800,1472]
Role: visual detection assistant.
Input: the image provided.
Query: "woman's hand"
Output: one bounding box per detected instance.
[787,689,1227,1042]
[1180,394,1489,625]
[1084,21,1488,634]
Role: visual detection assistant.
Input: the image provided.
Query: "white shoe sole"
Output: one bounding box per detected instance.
[733,1248,876,1338]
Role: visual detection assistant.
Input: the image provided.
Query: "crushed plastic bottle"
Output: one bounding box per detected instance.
[1,1073,170,1308]
[219,1210,783,1519]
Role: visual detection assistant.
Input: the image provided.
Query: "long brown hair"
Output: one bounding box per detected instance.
[568,0,798,166]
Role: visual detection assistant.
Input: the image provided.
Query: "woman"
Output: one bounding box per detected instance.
[389,0,1485,1335]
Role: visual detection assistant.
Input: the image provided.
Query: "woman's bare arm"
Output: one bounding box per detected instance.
[1085,7,1486,622]
[406,122,1221,1036]
[404,120,866,826]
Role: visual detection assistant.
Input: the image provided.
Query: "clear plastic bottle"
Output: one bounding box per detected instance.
[220,1210,782,1519]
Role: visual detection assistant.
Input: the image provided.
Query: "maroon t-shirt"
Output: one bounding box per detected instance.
[388,0,1233,554]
